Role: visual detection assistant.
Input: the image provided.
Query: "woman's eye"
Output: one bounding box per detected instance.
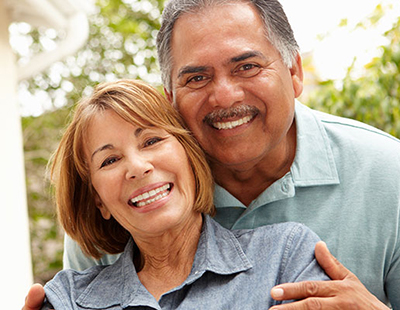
[100,157,119,168]
[144,137,163,147]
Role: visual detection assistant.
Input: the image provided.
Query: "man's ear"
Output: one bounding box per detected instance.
[94,194,111,220]
[164,87,174,104]
[290,53,304,98]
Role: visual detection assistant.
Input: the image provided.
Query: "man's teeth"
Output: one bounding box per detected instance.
[130,184,170,207]
[213,115,252,130]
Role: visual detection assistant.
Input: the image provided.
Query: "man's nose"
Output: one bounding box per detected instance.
[208,76,245,108]
[125,154,153,180]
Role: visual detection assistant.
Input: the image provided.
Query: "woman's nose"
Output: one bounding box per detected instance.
[125,154,153,180]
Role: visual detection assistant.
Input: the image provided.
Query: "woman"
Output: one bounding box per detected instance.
[42,79,328,309]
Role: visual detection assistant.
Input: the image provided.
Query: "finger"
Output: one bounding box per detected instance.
[314,241,350,280]
[269,297,336,310]
[270,280,335,301]
[23,283,45,310]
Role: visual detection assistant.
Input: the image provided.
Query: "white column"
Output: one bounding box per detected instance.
[0,0,34,305]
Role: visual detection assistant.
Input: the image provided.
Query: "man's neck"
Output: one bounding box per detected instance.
[211,125,297,206]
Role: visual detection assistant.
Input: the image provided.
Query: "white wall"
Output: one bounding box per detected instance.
[0,0,33,305]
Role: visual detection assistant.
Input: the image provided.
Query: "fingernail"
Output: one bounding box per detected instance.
[271,287,284,298]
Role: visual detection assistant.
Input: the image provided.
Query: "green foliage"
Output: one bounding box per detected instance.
[306,12,400,138]
[23,107,72,283]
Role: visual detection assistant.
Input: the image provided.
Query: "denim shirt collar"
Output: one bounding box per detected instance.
[75,215,252,309]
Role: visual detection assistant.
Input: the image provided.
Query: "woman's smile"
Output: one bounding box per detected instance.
[129,183,172,208]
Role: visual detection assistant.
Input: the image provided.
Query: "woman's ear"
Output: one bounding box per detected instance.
[94,194,111,220]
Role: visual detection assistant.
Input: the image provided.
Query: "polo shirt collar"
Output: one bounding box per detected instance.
[75,215,252,309]
[291,101,339,187]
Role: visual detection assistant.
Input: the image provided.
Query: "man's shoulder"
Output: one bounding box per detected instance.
[63,233,121,270]
[309,106,400,145]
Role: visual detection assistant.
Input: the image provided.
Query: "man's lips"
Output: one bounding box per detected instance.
[129,183,172,208]
[212,115,253,130]
[203,105,259,130]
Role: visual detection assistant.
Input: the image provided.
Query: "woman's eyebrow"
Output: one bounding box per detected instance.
[134,127,144,137]
[91,144,114,162]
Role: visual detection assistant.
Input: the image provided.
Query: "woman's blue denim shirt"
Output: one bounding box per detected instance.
[43,216,329,309]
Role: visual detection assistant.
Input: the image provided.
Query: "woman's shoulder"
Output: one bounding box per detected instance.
[232,222,321,256]
[43,265,108,308]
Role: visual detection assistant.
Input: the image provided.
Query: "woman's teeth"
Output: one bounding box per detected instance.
[130,184,170,207]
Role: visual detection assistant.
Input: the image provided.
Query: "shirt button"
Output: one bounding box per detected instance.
[281,180,289,192]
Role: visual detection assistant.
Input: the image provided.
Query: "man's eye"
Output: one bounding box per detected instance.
[100,157,119,168]
[189,76,205,83]
[185,75,210,89]
[236,64,261,77]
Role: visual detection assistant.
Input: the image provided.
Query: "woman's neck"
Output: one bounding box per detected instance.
[134,213,203,300]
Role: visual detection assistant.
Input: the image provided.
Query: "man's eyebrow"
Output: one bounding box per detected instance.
[177,65,209,79]
[230,51,265,63]
[176,52,264,78]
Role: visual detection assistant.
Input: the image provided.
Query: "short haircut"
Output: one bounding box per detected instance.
[50,79,215,258]
[157,0,299,93]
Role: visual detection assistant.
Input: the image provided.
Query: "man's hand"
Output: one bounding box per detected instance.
[22,283,47,310]
[269,241,389,309]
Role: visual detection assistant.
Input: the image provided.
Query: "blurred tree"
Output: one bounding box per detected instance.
[13,0,164,284]
[306,6,400,137]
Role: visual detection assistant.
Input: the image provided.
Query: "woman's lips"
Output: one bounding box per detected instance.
[129,183,172,207]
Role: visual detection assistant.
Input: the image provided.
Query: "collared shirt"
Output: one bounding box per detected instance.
[63,101,400,308]
[45,216,328,309]
[214,101,400,308]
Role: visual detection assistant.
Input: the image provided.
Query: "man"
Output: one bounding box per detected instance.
[23,0,399,309]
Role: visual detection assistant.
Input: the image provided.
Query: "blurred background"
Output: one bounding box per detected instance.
[1,0,399,305]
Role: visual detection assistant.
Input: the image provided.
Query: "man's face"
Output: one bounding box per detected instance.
[167,2,303,169]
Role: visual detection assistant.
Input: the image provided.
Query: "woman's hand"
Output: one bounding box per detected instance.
[269,241,389,310]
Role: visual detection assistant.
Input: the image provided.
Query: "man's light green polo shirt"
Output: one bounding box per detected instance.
[214,102,400,308]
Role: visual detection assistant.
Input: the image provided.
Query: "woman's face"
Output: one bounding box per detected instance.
[85,109,198,238]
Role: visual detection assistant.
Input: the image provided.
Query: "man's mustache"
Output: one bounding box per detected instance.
[203,105,259,124]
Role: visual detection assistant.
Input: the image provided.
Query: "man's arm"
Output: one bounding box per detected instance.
[269,241,390,310]
[21,283,49,310]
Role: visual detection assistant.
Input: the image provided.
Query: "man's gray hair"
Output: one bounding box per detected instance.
[156,0,300,93]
